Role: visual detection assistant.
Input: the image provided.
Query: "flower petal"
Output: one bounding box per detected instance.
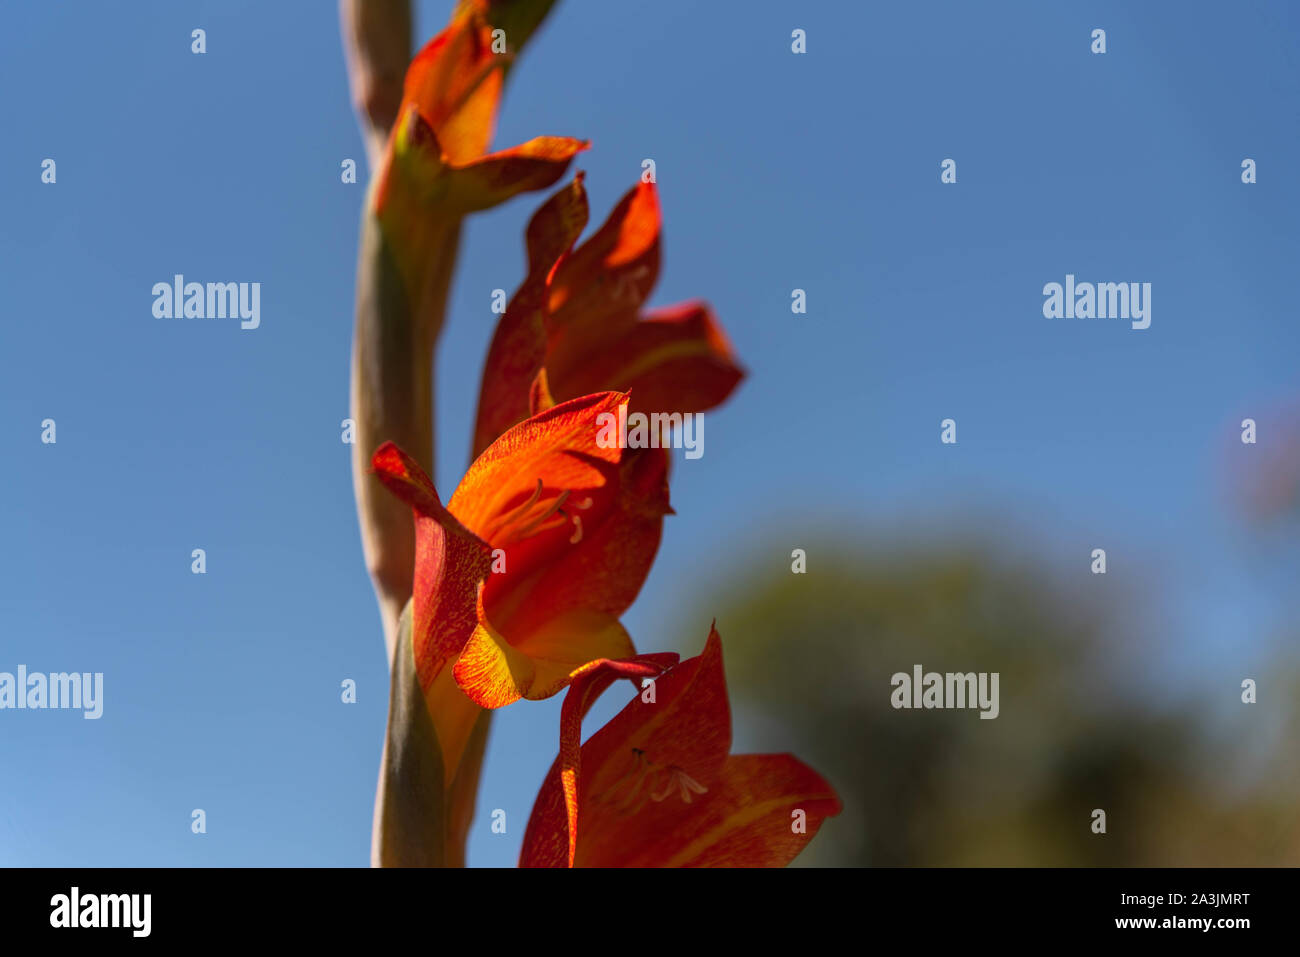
[518,652,678,868]
[546,181,661,339]
[520,625,730,865]
[649,754,842,867]
[521,626,841,867]
[528,367,557,415]
[371,443,492,692]
[401,12,503,164]
[450,391,625,537]
[526,173,590,278]
[472,175,589,457]
[547,300,745,416]
[454,603,637,709]
[443,137,590,214]
[489,446,670,643]
[399,1,563,166]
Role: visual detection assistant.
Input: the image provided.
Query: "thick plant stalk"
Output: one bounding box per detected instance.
[350,213,459,662]
[341,0,425,663]
[342,0,463,867]
[372,605,493,866]
[372,605,444,866]
[353,216,480,866]
[340,0,412,173]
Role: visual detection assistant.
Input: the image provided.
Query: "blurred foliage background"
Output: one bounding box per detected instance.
[676,524,1300,867]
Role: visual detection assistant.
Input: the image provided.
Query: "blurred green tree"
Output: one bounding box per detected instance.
[679,535,1300,866]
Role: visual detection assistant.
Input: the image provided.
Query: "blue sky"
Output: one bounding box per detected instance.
[1,0,1297,866]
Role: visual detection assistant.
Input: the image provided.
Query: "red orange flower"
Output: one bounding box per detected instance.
[372,391,670,775]
[472,175,745,457]
[521,626,842,867]
[372,1,587,298]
